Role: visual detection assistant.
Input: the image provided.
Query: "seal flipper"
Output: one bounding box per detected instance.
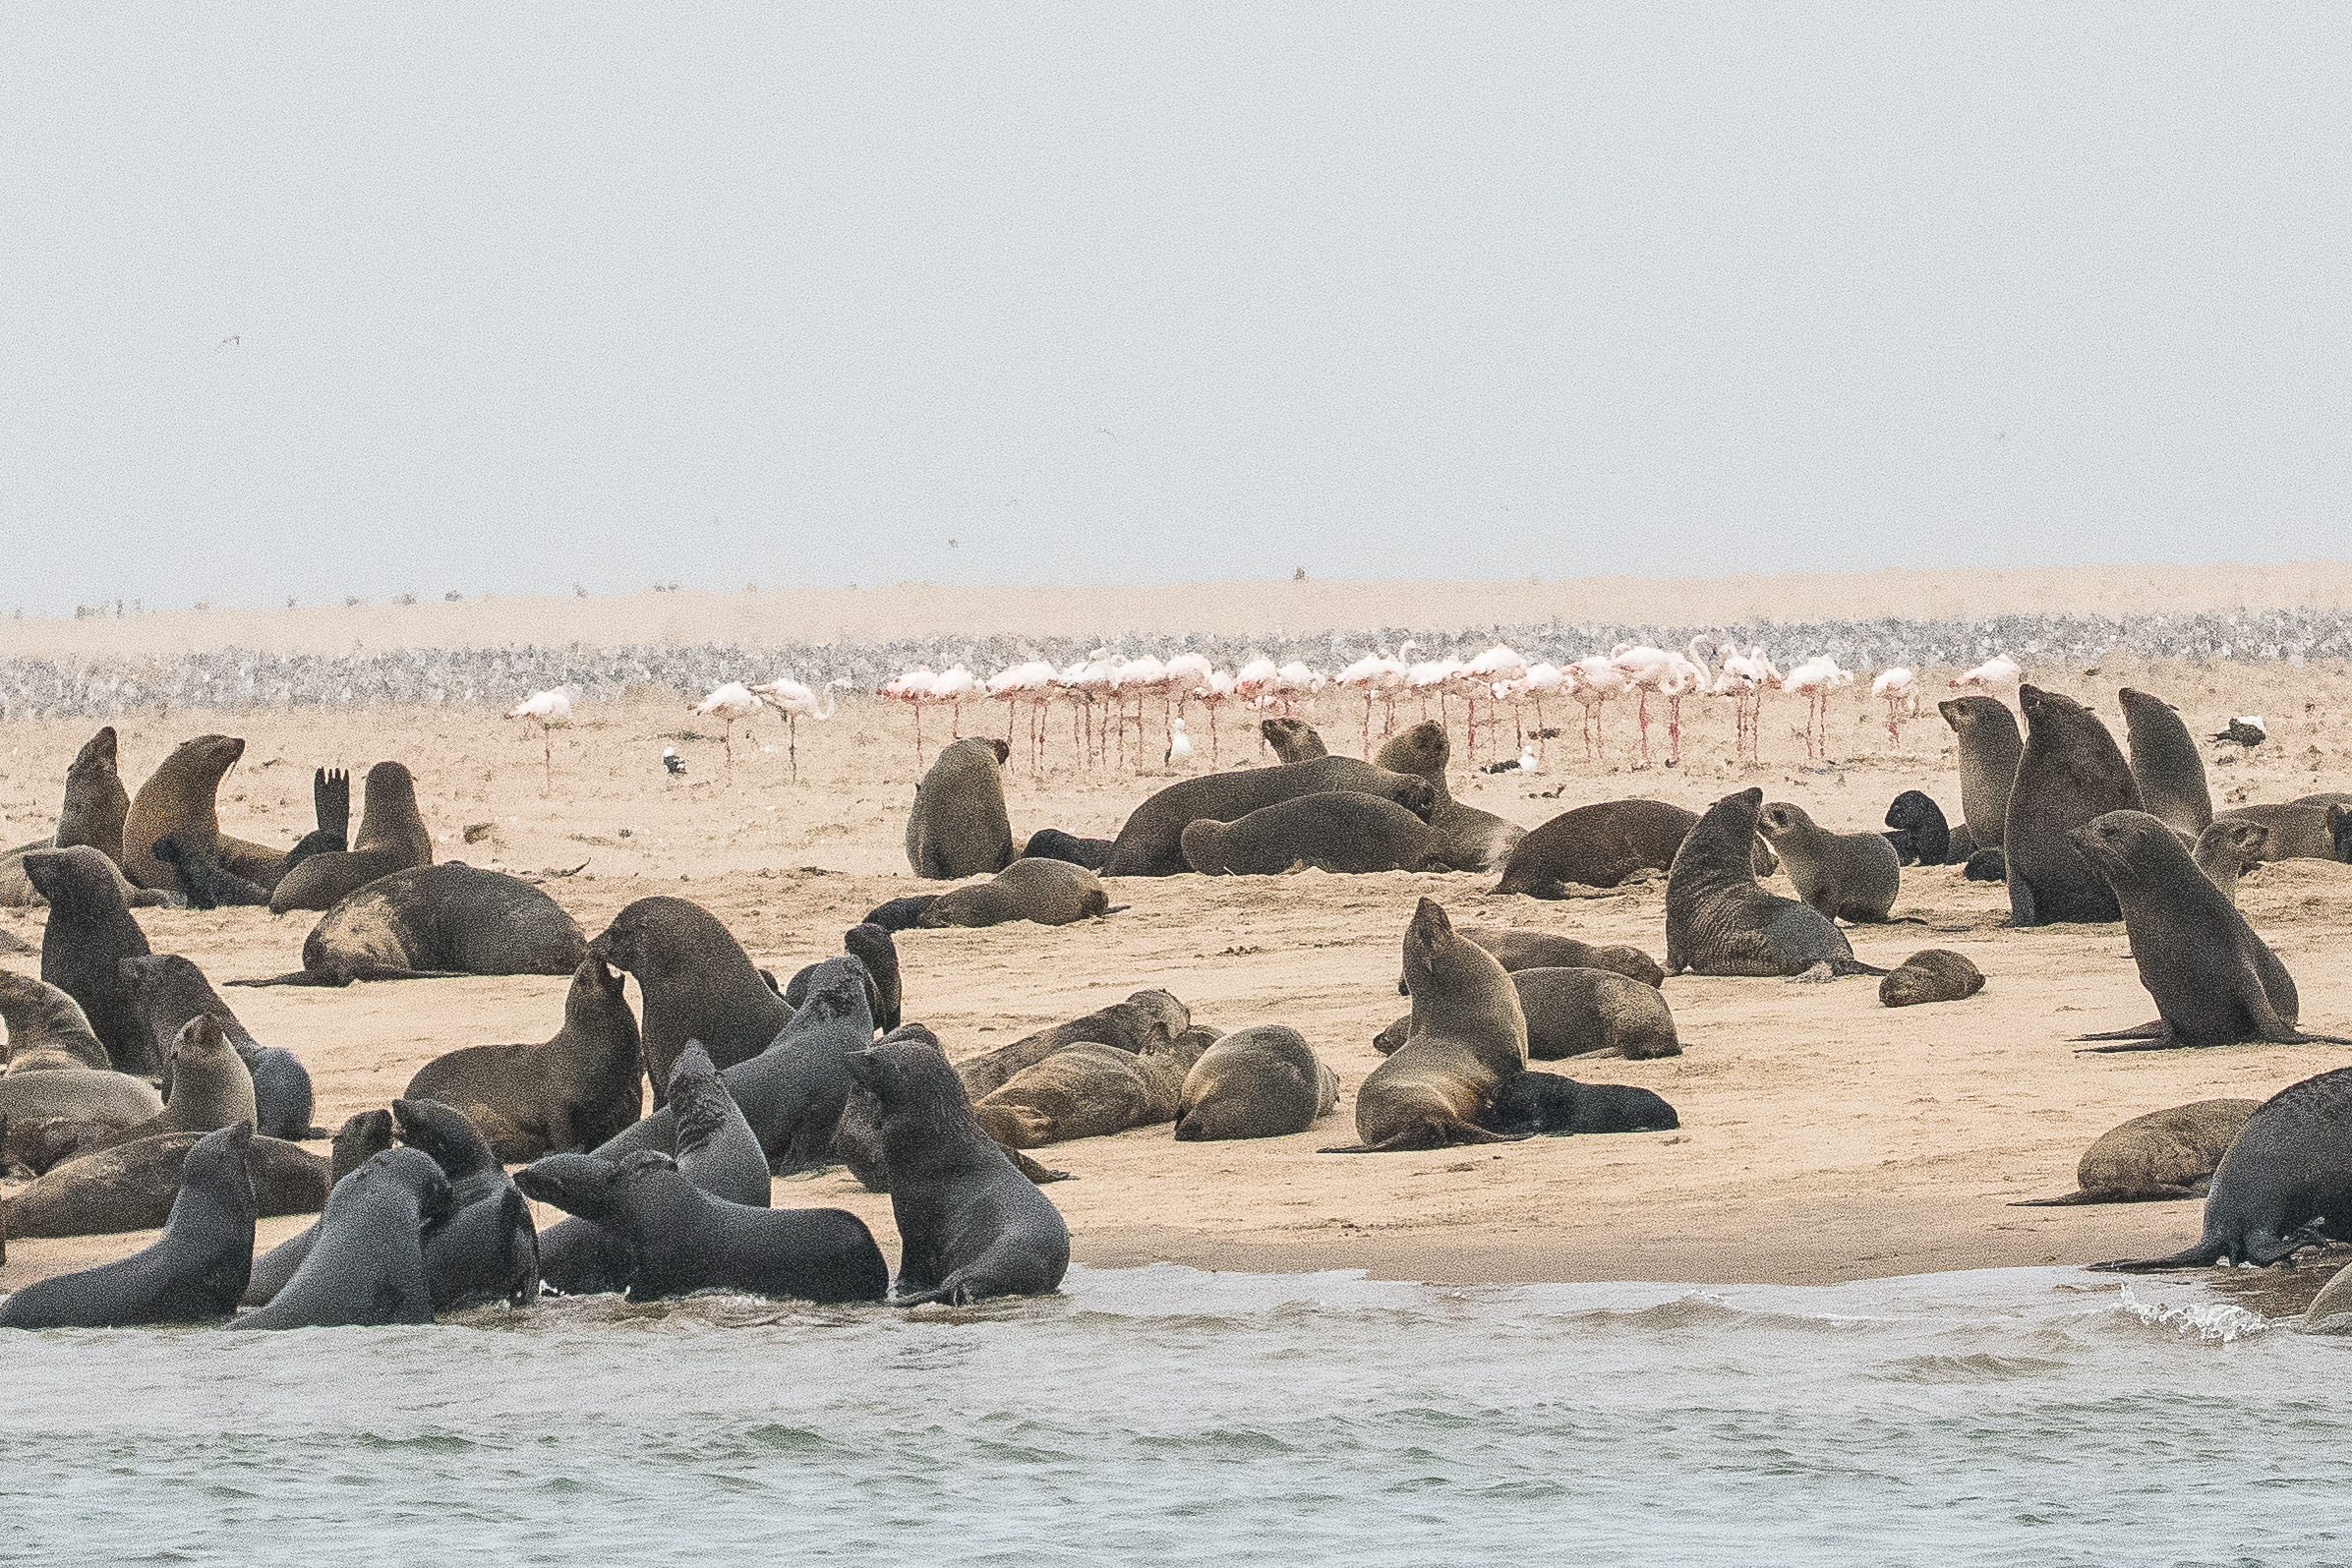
[2011,1184,2205,1207]
[315,768,351,842]
[2087,1238,2232,1272]
[2074,1019,2169,1041]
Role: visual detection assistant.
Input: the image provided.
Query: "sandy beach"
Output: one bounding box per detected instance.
[3,570,2350,1293]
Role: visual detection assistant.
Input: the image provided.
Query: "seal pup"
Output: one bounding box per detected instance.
[845,1025,1072,1305]
[971,1029,1211,1148]
[0,971,112,1074]
[1756,801,1906,924]
[785,923,902,1031]
[1172,1025,1337,1141]
[1374,721,1526,873]
[2013,1099,2260,1206]
[0,1122,258,1329]
[1665,789,1887,981]
[86,1016,258,1154]
[227,1147,453,1328]
[1877,950,1985,1007]
[2192,818,2269,905]
[1261,718,1328,763]
[1494,798,1776,897]
[2092,1068,2352,1270]
[2068,810,2346,1050]
[277,767,351,880]
[5,1128,328,1239]
[1484,1074,1679,1135]
[2005,684,2143,926]
[0,1065,164,1132]
[1380,965,1679,1061]
[390,1098,540,1310]
[1397,930,1664,994]
[150,834,268,908]
[243,1110,393,1306]
[119,955,322,1140]
[589,896,792,1097]
[1328,899,1528,1152]
[1102,755,1438,877]
[905,737,1016,881]
[120,734,284,892]
[518,1149,886,1304]
[1019,828,1115,872]
[1880,790,1952,867]
[402,956,643,1162]
[1181,792,1443,876]
[238,863,588,987]
[1937,695,2024,850]
[917,857,1113,926]
[268,761,434,912]
[28,845,154,1074]
[954,989,1191,1099]
[2119,687,2213,836]
[859,894,942,933]
[2208,803,2343,861]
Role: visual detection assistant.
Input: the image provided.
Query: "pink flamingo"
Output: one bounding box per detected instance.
[748,675,843,784]
[1515,663,1562,758]
[691,681,764,782]
[987,662,1057,773]
[1781,656,1853,762]
[930,665,976,739]
[1608,643,1676,767]
[1565,656,1627,760]
[1950,654,2022,692]
[879,668,939,764]
[1871,668,1920,747]
[1191,668,1236,765]
[506,688,571,793]
[1462,645,1526,763]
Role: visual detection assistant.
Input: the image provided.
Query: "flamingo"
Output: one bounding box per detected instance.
[1462,645,1527,762]
[1951,654,2023,692]
[1608,643,1676,767]
[1191,668,1236,765]
[1114,655,1168,769]
[1163,653,1212,729]
[1566,655,1627,760]
[929,665,977,739]
[1234,659,1281,752]
[1336,653,1393,756]
[1272,661,1324,719]
[691,681,764,782]
[1405,654,1462,729]
[1871,668,1920,747]
[749,675,844,784]
[987,662,1057,773]
[1718,646,1780,764]
[1656,648,1708,767]
[506,689,571,792]
[1781,656,1853,761]
[1515,663,1562,759]
[879,668,939,763]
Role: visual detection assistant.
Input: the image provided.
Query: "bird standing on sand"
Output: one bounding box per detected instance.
[1165,718,1194,767]
[2214,717,2267,749]
[880,668,940,764]
[507,689,571,793]
[691,682,763,783]
[749,675,844,784]
[1872,668,1920,747]
[663,746,686,777]
[1782,656,1853,762]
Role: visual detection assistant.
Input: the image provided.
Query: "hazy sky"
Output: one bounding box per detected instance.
[5,6,2350,612]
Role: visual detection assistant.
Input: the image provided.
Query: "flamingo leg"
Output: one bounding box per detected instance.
[1635,692,1652,767]
[541,725,553,794]
[1668,697,1681,767]
[788,716,798,784]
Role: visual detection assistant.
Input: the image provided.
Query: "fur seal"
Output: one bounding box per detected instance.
[2210,803,2343,861]
[4,1128,328,1238]
[151,833,268,908]
[859,895,942,932]
[518,1148,886,1304]
[0,727,143,908]
[1756,801,1905,923]
[1260,718,1328,763]
[242,1110,393,1305]
[1494,798,1774,897]
[1880,790,1952,867]
[268,762,435,913]
[228,1147,453,1328]
[120,734,284,892]
[0,971,112,1074]
[1876,949,1985,1007]
[918,857,1112,926]
[905,737,1016,880]
[28,845,154,1074]
[1937,695,2024,850]
[2119,687,2213,835]
[1397,930,1665,994]
[2005,685,2142,926]
[954,989,1190,1099]
[1484,1073,1678,1134]
[119,954,321,1139]
[590,896,791,1097]
[1964,847,2007,881]
[1172,1025,1337,1141]
[1330,899,1528,1152]
[0,1122,258,1329]
[0,1068,163,1132]
[971,1029,1211,1148]
[844,1025,1072,1305]
[1181,791,1442,876]
[785,924,903,1031]
[86,1016,258,1154]
[2192,818,2269,905]
[1373,721,1526,873]
[241,863,587,988]
[389,1098,540,1311]
[1019,829,1115,872]
[2092,1068,2352,1269]
[1101,756,1438,877]
[2334,804,2352,863]
[401,956,643,1162]
[2069,809,2346,1050]
[1666,788,1886,980]
[1380,965,1679,1060]
[2013,1099,2259,1206]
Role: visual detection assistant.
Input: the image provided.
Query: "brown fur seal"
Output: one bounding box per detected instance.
[918,857,1112,927]
[588,897,793,1098]
[1881,790,1953,866]
[2071,809,2348,1050]
[1372,721,1525,873]
[1401,928,1664,993]
[1172,1025,1336,1141]
[1380,965,1678,1060]
[119,954,321,1140]
[1483,1074,1679,1135]
[1181,791,1443,876]
[1756,801,1905,923]
[2005,685,2143,926]
[0,971,112,1074]
[3,1127,328,1238]
[2193,818,2269,904]
[268,761,435,912]
[402,956,644,1161]
[239,863,587,988]
[905,737,1015,880]
[1665,788,1886,980]
[150,834,269,908]
[1101,756,1438,877]
[239,1109,403,1306]
[1877,949,1985,1007]
[2119,687,2213,835]
[2211,802,2341,861]
[0,727,143,908]
[785,923,904,1030]
[1494,798,1773,896]
[120,734,284,892]
[1326,898,1527,1152]
[28,845,154,1074]
[1019,828,1115,871]
[1260,718,1328,762]
[1937,695,2024,849]
[955,989,1190,1099]
[971,1029,1210,1148]
[86,1016,259,1154]
[2334,803,2352,863]
[2014,1099,2260,1206]
[226,1147,450,1327]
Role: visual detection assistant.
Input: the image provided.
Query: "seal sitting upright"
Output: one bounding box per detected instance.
[905,737,1016,880]
[2004,685,2142,926]
[1665,788,1886,980]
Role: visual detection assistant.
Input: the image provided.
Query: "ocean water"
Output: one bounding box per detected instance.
[1,1264,2347,1566]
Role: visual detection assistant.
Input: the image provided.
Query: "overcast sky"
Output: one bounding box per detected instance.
[4,6,2349,612]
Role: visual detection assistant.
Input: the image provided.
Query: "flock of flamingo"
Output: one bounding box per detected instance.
[506,645,2027,785]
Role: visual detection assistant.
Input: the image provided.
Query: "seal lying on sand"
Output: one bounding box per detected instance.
[906,737,1016,880]
[1757,801,1905,923]
[269,761,435,913]
[1494,797,1776,897]
[1172,1025,1337,1141]
[237,864,587,988]
[1379,965,1678,1061]
[588,896,791,1095]
[4,1127,328,1239]
[971,1029,1212,1148]
[2209,803,2345,861]
[1665,789,1887,981]
[2119,687,2213,836]
[1877,950,1985,1007]
[228,1147,452,1328]
[150,833,268,908]
[1181,792,1443,876]
[1484,1074,1678,1135]
[918,857,1112,926]
[1019,829,1115,872]
[2091,1068,2352,1269]
[1102,756,1437,877]
[1938,695,2024,851]
[2069,810,2347,1050]
[0,1122,258,1329]
[1327,899,1527,1152]
[391,1098,540,1311]
[1373,722,1525,873]
[119,955,321,1138]
[953,989,1190,1099]
[1397,930,1664,994]
[1880,790,1953,867]
[29,845,154,1074]
[0,971,113,1074]
[846,1025,1072,1305]
[402,956,642,1162]
[1260,718,1327,763]
[121,734,286,893]
[2014,1099,2259,1206]
[2006,685,2143,926]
